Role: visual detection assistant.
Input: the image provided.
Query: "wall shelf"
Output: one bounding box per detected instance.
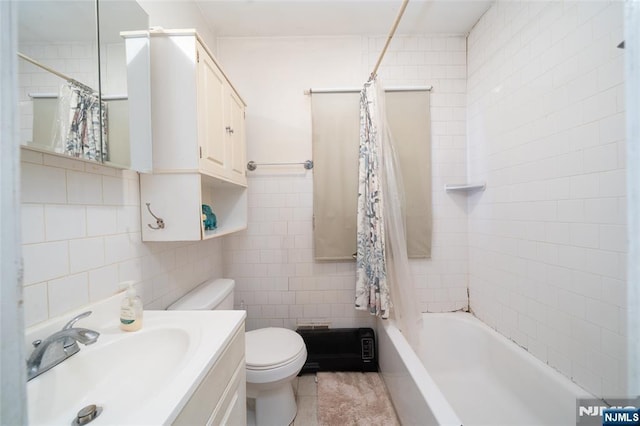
[444,183,486,192]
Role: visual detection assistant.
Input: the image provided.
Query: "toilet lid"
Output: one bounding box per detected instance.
[246,328,306,370]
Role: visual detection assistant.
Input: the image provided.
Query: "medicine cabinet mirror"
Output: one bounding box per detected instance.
[17,0,151,172]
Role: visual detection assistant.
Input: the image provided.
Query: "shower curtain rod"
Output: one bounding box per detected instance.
[369,0,410,80]
[17,52,97,93]
[304,86,431,95]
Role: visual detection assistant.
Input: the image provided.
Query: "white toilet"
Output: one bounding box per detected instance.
[168,278,307,426]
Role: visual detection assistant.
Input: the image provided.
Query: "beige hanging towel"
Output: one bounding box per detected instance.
[311,90,432,260]
[311,92,360,260]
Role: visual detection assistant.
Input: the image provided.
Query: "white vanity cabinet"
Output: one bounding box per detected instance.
[174,326,246,426]
[140,29,247,241]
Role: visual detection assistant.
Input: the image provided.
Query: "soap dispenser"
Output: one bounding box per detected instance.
[120,281,143,332]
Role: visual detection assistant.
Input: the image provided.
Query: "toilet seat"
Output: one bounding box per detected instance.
[245,328,308,425]
[246,328,306,370]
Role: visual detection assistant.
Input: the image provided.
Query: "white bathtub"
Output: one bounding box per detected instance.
[378,312,592,425]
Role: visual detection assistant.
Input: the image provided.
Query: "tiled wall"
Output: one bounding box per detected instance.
[466,1,626,398]
[18,1,226,329]
[218,35,469,331]
[20,149,224,328]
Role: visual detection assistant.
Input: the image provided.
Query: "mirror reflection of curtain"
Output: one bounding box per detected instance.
[53,82,108,161]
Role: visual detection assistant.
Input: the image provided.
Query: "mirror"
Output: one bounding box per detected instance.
[17,0,150,171]
[97,0,150,170]
[17,1,99,155]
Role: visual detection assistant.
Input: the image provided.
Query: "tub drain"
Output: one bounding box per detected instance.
[72,404,102,425]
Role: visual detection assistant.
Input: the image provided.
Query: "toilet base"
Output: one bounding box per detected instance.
[246,406,257,426]
[250,382,297,426]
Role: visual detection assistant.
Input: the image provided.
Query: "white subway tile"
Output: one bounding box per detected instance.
[572,361,603,397]
[599,111,625,145]
[557,199,585,222]
[583,248,621,278]
[48,272,89,317]
[22,204,45,244]
[584,198,619,224]
[581,87,617,124]
[116,206,141,233]
[544,222,570,245]
[118,258,143,284]
[601,277,625,307]
[23,241,69,285]
[104,234,132,264]
[89,264,119,301]
[585,298,620,333]
[583,143,619,173]
[569,223,599,248]
[570,174,599,199]
[23,283,49,327]
[67,171,103,204]
[69,237,105,273]
[598,169,626,197]
[21,163,67,204]
[102,176,128,206]
[86,206,118,236]
[599,224,626,252]
[45,205,86,241]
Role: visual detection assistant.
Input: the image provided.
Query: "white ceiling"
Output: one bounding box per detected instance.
[195,0,494,37]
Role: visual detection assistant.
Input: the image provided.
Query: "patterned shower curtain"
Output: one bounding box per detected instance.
[53,82,108,162]
[355,77,423,352]
[355,78,391,318]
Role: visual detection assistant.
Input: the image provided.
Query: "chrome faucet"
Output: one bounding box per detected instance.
[26,311,100,381]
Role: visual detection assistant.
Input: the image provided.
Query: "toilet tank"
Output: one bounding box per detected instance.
[167,278,235,310]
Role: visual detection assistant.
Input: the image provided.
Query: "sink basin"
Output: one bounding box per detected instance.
[28,328,190,425]
[25,297,246,425]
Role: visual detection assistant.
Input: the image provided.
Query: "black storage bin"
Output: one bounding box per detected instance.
[296,327,377,374]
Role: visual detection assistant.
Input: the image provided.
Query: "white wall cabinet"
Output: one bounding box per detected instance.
[197,47,227,179]
[227,89,247,184]
[140,29,247,241]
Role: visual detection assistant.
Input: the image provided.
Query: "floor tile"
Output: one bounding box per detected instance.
[297,374,317,396]
[293,395,318,426]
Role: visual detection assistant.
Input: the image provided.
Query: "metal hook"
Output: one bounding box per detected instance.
[146,203,165,230]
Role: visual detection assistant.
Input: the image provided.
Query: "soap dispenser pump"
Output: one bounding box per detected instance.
[120,281,143,332]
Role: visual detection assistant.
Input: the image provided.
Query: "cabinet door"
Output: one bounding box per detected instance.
[227,89,246,186]
[207,362,246,426]
[197,45,227,178]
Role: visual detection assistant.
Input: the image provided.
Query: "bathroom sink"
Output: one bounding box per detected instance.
[25,299,246,425]
[28,328,190,424]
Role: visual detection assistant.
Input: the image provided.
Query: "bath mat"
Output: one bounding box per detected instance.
[317,372,400,426]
